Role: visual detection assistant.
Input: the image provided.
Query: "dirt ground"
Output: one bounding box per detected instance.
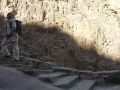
[0,65,62,90]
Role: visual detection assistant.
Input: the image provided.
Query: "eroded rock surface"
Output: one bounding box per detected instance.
[1,0,120,60]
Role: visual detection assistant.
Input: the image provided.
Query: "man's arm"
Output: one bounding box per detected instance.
[7,20,16,35]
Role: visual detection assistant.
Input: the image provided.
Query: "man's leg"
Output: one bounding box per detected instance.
[1,39,11,57]
[12,41,19,60]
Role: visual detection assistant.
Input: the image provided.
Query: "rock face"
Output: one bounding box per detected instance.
[0,0,120,61]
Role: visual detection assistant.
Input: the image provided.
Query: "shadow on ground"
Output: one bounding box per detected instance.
[0,15,120,71]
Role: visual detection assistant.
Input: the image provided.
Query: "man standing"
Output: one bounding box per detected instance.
[1,12,19,61]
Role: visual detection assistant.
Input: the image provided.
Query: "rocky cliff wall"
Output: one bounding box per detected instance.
[0,0,120,61]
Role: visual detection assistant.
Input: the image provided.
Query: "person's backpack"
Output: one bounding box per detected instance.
[15,20,22,35]
[8,20,22,35]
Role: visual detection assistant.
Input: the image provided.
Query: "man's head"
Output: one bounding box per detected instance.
[7,12,15,19]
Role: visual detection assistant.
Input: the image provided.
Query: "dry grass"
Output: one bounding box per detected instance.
[0,15,120,71]
[18,23,120,71]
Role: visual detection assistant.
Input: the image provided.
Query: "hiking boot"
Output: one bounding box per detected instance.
[2,55,11,58]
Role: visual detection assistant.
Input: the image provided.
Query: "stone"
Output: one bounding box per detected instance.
[22,69,53,75]
[22,57,43,63]
[53,75,79,88]
[69,80,96,90]
[102,75,110,79]
[28,60,34,65]
[38,72,67,83]
[92,74,100,78]
[80,74,93,80]
[69,72,77,76]
[0,50,4,59]
[38,61,58,70]
[96,77,105,85]
[52,67,78,72]
[63,22,69,30]
[94,85,120,90]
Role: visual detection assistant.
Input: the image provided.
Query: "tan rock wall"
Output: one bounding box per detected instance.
[0,0,120,60]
